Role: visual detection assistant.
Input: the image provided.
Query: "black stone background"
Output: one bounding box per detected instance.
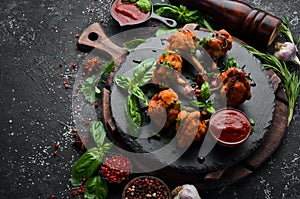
[0,0,299,198]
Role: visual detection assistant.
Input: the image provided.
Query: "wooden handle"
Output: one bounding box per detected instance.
[77,23,128,60]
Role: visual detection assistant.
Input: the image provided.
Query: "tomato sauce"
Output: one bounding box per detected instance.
[209,109,251,143]
[111,0,150,25]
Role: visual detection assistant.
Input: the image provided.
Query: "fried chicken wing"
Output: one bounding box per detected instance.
[219,68,252,107]
[175,110,208,148]
[200,29,233,61]
[152,51,183,87]
[148,89,181,128]
[166,28,205,72]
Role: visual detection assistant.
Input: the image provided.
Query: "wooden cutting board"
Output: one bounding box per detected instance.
[77,23,288,190]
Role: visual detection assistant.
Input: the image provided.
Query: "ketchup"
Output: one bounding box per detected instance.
[209,109,251,143]
[111,0,150,25]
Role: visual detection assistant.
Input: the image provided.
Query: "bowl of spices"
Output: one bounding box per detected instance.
[122,176,171,199]
[100,153,132,183]
[208,108,251,147]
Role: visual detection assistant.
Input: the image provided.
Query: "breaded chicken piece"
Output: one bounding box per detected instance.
[152,51,183,87]
[220,68,252,107]
[167,29,198,53]
[166,28,205,72]
[157,51,183,73]
[176,110,208,148]
[148,89,181,128]
[200,29,233,61]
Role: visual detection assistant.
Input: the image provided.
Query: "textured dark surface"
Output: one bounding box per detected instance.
[1,0,300,199]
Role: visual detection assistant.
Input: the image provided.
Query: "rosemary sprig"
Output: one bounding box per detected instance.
[280,17,294,44]
[244,45,300,126]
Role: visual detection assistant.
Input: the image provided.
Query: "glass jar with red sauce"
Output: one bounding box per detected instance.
[209,108,251,147]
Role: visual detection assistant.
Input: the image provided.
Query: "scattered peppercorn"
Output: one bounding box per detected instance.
[101,154,131,183]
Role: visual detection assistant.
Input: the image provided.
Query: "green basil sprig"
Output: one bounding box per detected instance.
[115,58,156,104]
[153,4,213,31]
[80,61,115,104]
[191,82,215,114]
[71,121,112,198]
[115,58,156,136]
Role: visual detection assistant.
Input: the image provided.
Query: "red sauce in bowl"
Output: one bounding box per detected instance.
[209,108,251,146]
[111,0,150,26]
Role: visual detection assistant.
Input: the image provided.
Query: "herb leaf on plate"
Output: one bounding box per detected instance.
[100,60,115,82]
[123,39,147,52]
[132,58,156,86]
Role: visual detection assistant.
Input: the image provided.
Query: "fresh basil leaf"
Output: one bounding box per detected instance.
[125,95,142,137]
[100,60,115,80]
[102,142,113,152]
[191,100,205,108]
[136,0,151,13]
[115,76,131,89]
[71,148,104,185]
[206,106,215,114]
[84,176,108,199]
[80,75,100,104]
[225,57,240,70]
[132,58,156,86]
[89,121,107,148]
[155,27,178,37]
[200,81,210,101]
[124,39,146,52]
[131,87,148,105]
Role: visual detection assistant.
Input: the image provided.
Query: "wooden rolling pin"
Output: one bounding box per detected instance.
[169,0,281,49]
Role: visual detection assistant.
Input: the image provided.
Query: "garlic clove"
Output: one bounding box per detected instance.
[173,184,201,199]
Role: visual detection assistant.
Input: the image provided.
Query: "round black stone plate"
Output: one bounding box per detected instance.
[109,30,275,174]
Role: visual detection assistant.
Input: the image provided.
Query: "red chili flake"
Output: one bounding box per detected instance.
[75,33,80,38]
[94,102,99,108]
[71,62,76,68]
[50,194,55,199]
[55,143,59,149]
[82,178,87,184]
[85,119,90,125]
[64,84,70,89]
[52,151,57,156]
[63,80,68,85]
[69,31,73,35]
[59,63,63,67]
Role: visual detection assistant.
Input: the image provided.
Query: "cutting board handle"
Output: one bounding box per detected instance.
[77,23,128,60]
